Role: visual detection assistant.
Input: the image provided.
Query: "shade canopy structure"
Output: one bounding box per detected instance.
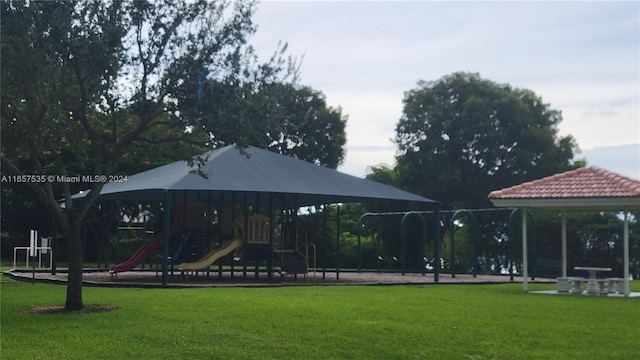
[77,145,438,286]
[489,166,640,296]
[84,145,436,208]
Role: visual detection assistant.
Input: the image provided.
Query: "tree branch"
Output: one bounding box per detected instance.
[0,155,69,234]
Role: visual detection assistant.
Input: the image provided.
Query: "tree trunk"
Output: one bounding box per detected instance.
[65,224,84,311]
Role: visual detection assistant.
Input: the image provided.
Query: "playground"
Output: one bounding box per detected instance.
[7,267,531,288]
[4,149,640,359]
[8,148,640,295]
[10,146,443,286]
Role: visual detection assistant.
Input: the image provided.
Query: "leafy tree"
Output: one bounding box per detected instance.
[394,72,579,209]
[1,0,295,310]
[260,84,347,169]
[189,81,347,168]
[365,164,401,188]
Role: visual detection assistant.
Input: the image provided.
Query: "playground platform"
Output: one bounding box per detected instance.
[5,268,543,288]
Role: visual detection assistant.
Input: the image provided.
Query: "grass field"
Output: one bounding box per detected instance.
[2,271,639,359]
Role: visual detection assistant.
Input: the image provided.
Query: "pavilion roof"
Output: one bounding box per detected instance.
[488,167,640,211]
[76,145,437,209]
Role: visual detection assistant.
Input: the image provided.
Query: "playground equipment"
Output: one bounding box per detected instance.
[448,209,478,279]
[179,214,270,271]
[13,236,53,269]
[357,210,435,276]
[353,208,542,283]
[168,232,195,265]
[105,205,156,270]
[178,212,316,281]
[95,196,327,283]
[107,202,207,274]
[178,238,242,271]
[272,214,316,280]
[109,225,181,274]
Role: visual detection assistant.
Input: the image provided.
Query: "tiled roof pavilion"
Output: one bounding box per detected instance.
[488,167,640,211]
[489,166,639,296]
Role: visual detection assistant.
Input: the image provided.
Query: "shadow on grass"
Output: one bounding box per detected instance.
[23,305,120,315]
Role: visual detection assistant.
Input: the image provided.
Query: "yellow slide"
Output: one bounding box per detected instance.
[178,238,243,271]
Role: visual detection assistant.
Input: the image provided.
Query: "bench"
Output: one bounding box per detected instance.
[616,278,629,294]
[558,275,630,295]
[596,279,612,295]
[605,278,629,295]
[568,277,585,294]
[556,277,570,293]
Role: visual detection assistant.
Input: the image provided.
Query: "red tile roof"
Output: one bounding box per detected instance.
[488,167,640,200]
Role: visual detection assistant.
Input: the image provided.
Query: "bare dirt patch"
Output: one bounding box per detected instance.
[25,305,120,315]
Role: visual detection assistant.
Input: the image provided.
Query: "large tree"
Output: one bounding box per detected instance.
[1,0,296,310]
[181,80,347,168]
[394,72,578,209]
[262,84,346,168]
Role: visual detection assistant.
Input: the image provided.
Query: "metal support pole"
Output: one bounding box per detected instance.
[162,191,171,286]
[230,192,236,278]
[268,196,274,281]
[51,218,57,275]
[242,193,248,280]
[336,205,341,280]
[522,207,528,292]
[434,205,441,283]
[322,204,327,280]
[115,201,122,265]
[450,216,456,279]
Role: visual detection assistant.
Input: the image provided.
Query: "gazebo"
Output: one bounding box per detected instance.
[488,167,640,296]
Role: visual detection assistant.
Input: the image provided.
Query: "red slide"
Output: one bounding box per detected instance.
[108,226,181,274]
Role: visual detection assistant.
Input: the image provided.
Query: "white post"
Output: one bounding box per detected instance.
[41,237,49,252]
[29,230,37,257]
[522,208,528,292]
[561,211,567,278]
[623,212,630,297]
[29,229,37,285]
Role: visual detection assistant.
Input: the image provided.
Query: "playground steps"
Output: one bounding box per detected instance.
[279,251,308,275]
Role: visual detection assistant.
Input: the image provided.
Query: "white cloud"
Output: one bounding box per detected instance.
[252,1,640,179]
[578,144,640,181]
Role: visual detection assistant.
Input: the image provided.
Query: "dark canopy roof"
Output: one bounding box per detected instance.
[87,145,436,208]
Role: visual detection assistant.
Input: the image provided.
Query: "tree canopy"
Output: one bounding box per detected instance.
[0,0,306,310]
[393,72,578,209]
[190,81,347,168]
[259,84,346,168]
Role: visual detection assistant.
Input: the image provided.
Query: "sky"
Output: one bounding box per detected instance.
[250,1,640,180]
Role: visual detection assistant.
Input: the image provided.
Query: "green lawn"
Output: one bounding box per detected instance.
[2,272,639,359]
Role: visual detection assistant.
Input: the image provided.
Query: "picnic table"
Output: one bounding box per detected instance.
[574,266,611,295]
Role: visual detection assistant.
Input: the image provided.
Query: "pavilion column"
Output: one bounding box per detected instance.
[522,208,528,292]
[561,211,567,278]
[623,212,630,297]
